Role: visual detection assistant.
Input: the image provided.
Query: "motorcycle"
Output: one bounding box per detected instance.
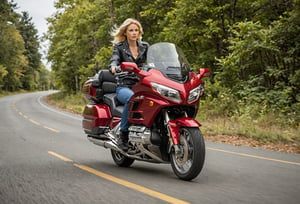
[82,42,210,181]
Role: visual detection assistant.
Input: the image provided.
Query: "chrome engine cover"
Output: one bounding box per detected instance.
[128,125,151,145]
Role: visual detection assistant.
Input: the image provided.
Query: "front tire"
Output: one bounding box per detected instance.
[111,150,135,167]
[170,127,205,181]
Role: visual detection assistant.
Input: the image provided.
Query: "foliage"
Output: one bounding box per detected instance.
[0,0,50,91]
[17,11,42,90]
[216,3,300,127]
[47,0,112,94]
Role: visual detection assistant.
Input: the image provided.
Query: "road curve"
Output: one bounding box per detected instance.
[0,91,299,204]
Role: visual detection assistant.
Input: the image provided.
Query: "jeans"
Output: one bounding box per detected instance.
[116,86,134,132]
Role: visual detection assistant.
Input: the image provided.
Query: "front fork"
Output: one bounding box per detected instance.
[165,111,201,154]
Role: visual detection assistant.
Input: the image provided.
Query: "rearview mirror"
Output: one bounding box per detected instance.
[198,68,211,78]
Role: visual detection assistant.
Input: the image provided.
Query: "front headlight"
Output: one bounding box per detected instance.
[188,85,203,103]
[150,82,182,103]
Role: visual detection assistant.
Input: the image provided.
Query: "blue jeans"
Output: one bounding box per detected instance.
[116,86,134,132]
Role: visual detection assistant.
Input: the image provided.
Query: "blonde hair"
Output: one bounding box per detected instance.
[111,18,144,45]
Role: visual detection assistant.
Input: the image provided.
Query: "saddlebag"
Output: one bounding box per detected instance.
[82,103,112,136]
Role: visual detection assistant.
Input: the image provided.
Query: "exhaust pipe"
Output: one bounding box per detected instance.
[87,136,120,151]
[87,136,142,160]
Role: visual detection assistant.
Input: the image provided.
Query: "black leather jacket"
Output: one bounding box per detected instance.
[110,40,149,87]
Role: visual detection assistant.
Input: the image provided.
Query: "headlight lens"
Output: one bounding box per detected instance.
[150,82,182,103]
[188,85,203,103]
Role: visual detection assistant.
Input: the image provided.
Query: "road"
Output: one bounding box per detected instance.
[0,91,299,204]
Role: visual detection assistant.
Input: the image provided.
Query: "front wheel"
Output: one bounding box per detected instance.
[111,150,135,167]
[170,127,205,181]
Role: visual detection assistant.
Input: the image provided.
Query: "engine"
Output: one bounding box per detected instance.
[128,125,152,145]
[127,125,163,162]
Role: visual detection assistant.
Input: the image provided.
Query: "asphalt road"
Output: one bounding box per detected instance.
[0,91,299,204]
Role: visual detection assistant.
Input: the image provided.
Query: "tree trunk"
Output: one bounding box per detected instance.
[110,0,114,26]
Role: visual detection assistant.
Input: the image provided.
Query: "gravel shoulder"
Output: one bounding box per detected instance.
[205,134,299,154]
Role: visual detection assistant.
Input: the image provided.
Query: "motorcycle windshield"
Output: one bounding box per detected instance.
[146,42,191,82]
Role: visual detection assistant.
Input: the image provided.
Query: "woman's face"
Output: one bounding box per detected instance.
[125,23,140,41]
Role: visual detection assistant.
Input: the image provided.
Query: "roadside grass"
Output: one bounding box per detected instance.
[197,98,300,153]
[198,115,299,144]
[46,91,86,114]
[0,90,27,97]
[47,91,300,154]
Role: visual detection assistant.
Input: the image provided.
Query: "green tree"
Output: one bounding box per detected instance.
[216,2,300,125]
[47,0,112,93]
[0,0,27,91]
[17,11,42,90]
[38,64,52,90]
[0,0,47,92]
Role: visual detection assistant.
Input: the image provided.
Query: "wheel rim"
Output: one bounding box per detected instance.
[172,129,194,174]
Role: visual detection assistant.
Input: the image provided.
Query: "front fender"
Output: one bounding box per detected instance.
[168,117,201,145]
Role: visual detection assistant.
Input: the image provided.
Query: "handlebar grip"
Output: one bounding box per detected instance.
[115,66,122,73]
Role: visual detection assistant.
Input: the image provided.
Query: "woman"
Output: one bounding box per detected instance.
[109,18,149,150]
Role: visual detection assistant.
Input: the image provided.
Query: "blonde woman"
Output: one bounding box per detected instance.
[109,18,149,151]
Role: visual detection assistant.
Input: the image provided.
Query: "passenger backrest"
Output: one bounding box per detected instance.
[98,70,123,117]
[95,70,117,102]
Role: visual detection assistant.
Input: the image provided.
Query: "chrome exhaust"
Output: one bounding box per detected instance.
[87,136,120,151]
[87,136,138,159]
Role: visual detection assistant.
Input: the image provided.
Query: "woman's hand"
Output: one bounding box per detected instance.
[110,66,116,74]
[110,66,121,74]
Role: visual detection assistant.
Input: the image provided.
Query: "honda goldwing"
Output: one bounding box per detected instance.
[82,42,210,181]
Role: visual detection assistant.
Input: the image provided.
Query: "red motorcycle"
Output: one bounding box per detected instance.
[82,42,210,181]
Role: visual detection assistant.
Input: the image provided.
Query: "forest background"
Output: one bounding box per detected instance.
[1,0,299,153]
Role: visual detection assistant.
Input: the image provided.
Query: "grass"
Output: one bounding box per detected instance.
[198,116,299,143]
[197,98,300,153]
[46,91,86,114]
[0,90,28,97]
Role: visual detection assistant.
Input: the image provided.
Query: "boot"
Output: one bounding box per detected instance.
[118,131,129,151]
